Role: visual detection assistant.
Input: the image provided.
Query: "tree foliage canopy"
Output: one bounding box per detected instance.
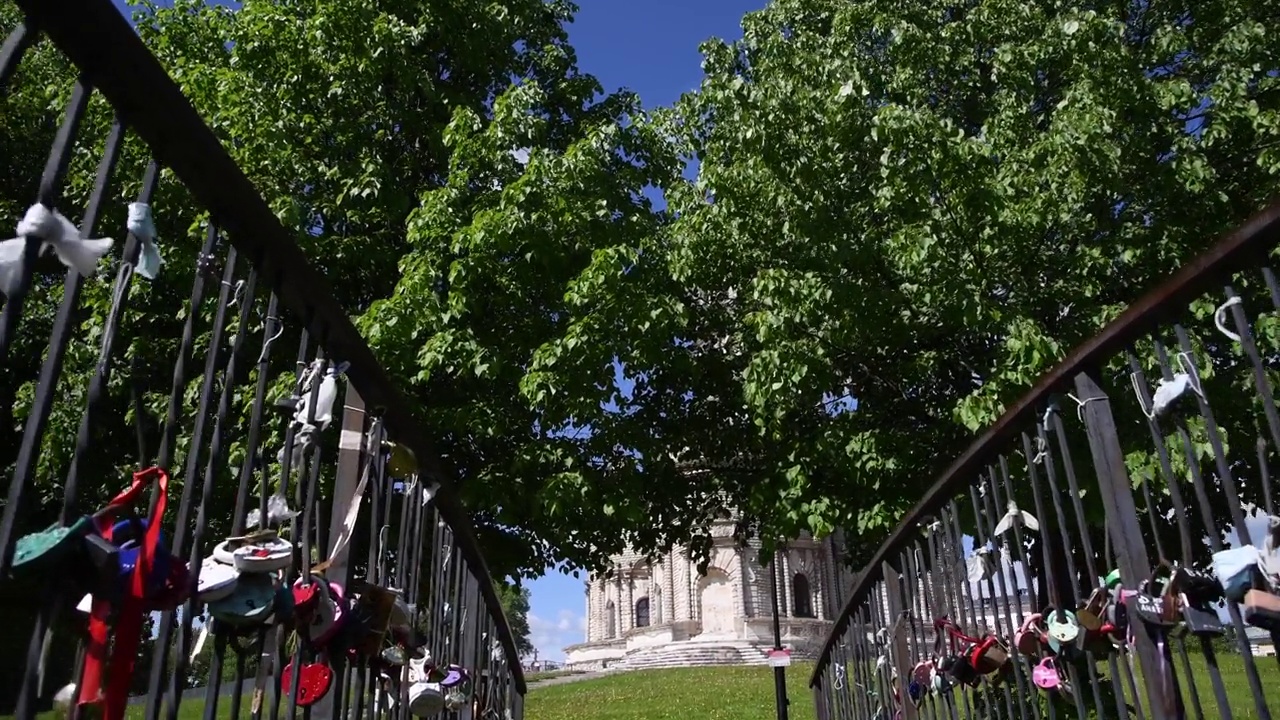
[495,582,534,656]
[4,0,1280,584]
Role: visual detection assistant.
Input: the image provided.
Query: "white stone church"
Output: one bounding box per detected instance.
[563,512,853,670]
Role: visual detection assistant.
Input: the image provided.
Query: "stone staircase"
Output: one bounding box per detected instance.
[618,640,773,670]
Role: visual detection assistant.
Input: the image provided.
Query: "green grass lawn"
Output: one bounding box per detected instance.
[6,651,1276,720]
[525,664,819,720]
[1136,650,1280,720]
[525,652,1280,720]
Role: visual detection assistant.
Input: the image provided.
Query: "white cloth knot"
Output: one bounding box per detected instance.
[992,500,1040,535]
[1151,373,1194,417]
[294,360,350,431]
[0,204,113,295]
[126,202,163,280]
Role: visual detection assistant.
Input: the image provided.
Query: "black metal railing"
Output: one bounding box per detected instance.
[0,1,526,719]
[810,201,1280,720]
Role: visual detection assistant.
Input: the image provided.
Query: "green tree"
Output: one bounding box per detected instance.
[1,0,634,569]
[643,0,1280,550]
[360,0,1280,574]
[494,581,534,657]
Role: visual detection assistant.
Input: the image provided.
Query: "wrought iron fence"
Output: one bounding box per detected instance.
[0,0,526,719]
[809,203,1280,720]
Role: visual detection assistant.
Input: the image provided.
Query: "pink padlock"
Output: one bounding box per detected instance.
[1015,612,1045,656]
[1032,657,1060,690]
[911,660,933,685]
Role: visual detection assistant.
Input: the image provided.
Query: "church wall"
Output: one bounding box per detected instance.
[568,516,845,671]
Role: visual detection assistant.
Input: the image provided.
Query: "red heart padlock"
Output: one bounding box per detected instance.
[281,662,333,706]
[292,582,320,617]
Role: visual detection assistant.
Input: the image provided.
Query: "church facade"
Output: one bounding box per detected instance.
[563,515,853,671]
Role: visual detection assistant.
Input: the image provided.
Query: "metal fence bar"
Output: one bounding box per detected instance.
[811,190,1280,719]
[0,2,527,719]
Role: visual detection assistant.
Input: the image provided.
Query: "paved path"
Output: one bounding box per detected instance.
[526,671,607,689]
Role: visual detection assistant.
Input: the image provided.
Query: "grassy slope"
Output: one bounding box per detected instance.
[6,652,1274,720]
[526,665,819,720]
[526,653,1280,720]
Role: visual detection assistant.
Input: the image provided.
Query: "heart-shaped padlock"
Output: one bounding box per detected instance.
[281,661,333,707]
[292,577,321,615]
[10,516,96,579]
[311,582,349,645]
[1015,613,1045,656]
[911,660,933,686]
[1045,608,1080,645]
[298,578,346,645]
[197,555,239,602]
[1032,657,1059,690]
[1132,564,1181,629]
[209,572,275,626]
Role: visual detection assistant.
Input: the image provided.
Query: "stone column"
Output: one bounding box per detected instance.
[585,583,593,640]
[601,575,609,637]
[739,548,750,617]
[625,572,635,632]
[690,552,700,622]
[614,573,624,635]
[776,551,788,617]
[813,550,826,620]
[587,579,595,639]
[670,548,680,617]
[683,550,696,622]
[595,579,606,638]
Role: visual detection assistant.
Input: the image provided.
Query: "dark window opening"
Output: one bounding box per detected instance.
[635,597,651,628]
[792,574,814,618]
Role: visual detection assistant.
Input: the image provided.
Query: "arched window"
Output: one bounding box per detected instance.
[792,573,814,618]
[635,597,651,628]
[604,600,617,638]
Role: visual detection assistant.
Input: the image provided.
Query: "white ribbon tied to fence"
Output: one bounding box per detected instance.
[992,500,1039,536]
[126,201,163,279]
[0,203,113,295]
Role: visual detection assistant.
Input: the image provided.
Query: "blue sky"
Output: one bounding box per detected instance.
[522,0,765,662]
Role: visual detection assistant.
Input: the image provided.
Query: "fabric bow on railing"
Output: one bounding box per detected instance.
[126,202,163,279]
[0,203,113,295]
[992,500,1040,536]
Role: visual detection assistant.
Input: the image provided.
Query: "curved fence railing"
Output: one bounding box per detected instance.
[810,201,1280,720]
[0,0,526,719]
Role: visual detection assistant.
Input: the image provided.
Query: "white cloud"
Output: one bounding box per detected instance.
[527,608,586,662]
